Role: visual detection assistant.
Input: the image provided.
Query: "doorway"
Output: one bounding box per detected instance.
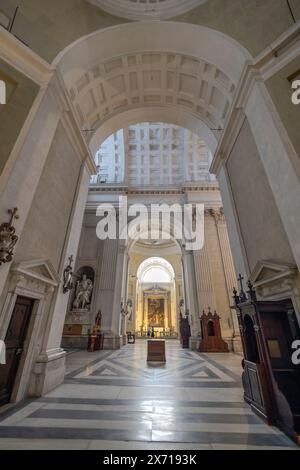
[0,296,34,406]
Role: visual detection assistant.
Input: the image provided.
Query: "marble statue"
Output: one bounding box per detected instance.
[73,274,93,310]
[126,299,133,320]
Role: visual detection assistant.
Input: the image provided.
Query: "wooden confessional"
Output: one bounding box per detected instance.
[199,309,229,353]
[232,280,300,443]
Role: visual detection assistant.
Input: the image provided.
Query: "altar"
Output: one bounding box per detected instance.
[141,286,172,333]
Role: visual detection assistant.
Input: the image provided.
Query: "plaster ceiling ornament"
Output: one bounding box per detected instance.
[0,208,19,266]
[87,0,207,21]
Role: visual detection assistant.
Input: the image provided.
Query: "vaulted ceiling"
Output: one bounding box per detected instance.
[69,51,235,136]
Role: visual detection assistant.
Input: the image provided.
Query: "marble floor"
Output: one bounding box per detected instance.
[0,340,298,450]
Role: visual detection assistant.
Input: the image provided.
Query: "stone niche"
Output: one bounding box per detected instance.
[62,265,95,349]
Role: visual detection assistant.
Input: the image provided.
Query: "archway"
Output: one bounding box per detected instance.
[54,21,250,157]
[133,256,179,338]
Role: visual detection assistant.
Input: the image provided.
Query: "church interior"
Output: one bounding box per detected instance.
[0,0,300,452]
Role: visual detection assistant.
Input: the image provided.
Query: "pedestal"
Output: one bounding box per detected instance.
[189,336,200,350]
[28,348,66,397]
[103,334,122,350]
[62,309,92,349]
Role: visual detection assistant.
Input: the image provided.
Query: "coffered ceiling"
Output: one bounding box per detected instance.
[69,51,235,137]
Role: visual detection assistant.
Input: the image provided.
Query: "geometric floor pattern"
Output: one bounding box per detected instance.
[0,340,298,450]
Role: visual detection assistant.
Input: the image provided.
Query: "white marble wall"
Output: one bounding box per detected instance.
[0,72,94,401]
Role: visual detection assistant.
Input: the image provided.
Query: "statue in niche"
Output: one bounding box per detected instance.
[72,274,93,310]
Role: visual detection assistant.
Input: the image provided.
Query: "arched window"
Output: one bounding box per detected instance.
[137,257,175,284]
[92,123,215,186]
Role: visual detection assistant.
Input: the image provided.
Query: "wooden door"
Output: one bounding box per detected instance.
[260,307,300,436]
[0,296,34,406]
[261,310,297,369]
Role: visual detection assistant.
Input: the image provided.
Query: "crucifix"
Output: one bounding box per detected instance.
[237,273,244,292]
[0,207,19,265]
[237,273,247,302]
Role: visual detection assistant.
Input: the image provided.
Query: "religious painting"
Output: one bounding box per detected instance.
[267,339,282,359]
[148,298,164,327]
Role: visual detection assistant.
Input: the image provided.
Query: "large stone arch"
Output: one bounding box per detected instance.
[54,21,251,153]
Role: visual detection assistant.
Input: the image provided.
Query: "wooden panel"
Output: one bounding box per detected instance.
[63,324,82,336]
[0,296,34,406]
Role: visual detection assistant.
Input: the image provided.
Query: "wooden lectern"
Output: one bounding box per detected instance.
[147,340,166,362]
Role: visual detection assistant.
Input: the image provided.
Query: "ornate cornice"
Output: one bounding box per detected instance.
[88,183,220,195]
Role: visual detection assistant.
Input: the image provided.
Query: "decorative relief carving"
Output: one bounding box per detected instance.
[10,259,60,295]
[63,255,74,294]
[0,208,19,266]
[204,207,225,224]
[250,260,298,302]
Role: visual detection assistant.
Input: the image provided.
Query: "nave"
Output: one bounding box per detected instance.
[0,341,297,450]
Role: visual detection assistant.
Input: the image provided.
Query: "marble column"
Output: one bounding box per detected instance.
[217,165,250,280]
[193,225,216,314]
[121,252,130,344]
[182,248,200,350]
[28,163,90,396]
[0,84,61,298]
[109,241,127,349]
[214,209,241,351]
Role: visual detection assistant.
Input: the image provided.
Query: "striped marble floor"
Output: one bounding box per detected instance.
[0,340,298,450]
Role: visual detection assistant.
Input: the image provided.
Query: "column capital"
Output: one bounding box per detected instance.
[205,207,225,225]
